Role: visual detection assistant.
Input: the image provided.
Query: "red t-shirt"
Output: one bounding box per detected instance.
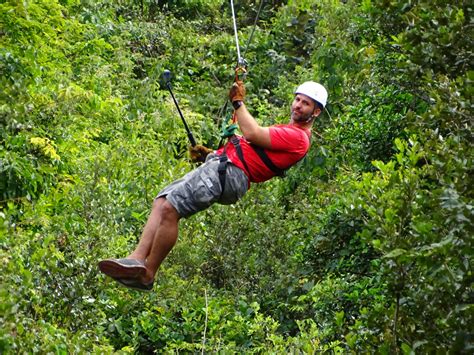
[217,124,311,183]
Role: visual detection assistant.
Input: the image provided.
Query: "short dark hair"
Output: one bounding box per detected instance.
[315,101,324,112]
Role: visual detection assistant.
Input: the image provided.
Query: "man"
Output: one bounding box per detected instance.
[98,80,328,290]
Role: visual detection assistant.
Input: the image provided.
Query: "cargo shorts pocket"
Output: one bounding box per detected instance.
[219,164,248,205]
[187,162,221,210]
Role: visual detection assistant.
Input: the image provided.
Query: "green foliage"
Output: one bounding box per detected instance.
[365,0,472,79]
[1,0,472,353]
[346,135,473,351]
[329,86,415,171]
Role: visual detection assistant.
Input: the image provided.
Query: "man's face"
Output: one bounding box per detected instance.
[291,94,318,122]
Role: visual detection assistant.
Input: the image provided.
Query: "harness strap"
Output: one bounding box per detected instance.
[230,136,254,181]
[217,155,228,194]
[250,144,285,176]
[217,135,299,195]
[230,135,288,179]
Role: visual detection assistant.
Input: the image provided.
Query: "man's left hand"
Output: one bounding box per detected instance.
[229,80,246,103]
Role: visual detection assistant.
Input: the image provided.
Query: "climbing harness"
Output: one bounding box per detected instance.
[218,134,290,193]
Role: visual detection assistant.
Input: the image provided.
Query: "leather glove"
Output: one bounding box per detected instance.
[189,145,214,163]
[229,80,246,103]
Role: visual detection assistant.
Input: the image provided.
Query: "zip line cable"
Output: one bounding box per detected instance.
[242,0,265,61]
[217,0,265,123]
[229,0,265,68]
[215,1,266,148]
[230,0,244,67]
[164,2,266,149]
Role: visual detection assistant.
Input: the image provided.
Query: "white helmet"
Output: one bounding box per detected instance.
[294,81,328,108]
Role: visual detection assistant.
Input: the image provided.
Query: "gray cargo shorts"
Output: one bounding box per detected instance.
[157,156,248,218]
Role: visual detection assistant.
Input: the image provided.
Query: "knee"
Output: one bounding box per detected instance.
[155,198,180,222]
[152,197,164,211]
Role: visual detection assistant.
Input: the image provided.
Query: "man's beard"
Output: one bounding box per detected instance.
[291,110,313,122]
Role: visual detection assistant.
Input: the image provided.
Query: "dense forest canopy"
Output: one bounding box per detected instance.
[1,0,472,352]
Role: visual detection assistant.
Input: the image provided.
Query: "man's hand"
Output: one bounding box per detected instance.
[189,145,214,163]
[229,80,246,103]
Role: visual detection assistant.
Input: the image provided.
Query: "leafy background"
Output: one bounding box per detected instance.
[1,0,472,352]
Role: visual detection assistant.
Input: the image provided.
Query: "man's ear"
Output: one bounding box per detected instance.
[312,106,322,117]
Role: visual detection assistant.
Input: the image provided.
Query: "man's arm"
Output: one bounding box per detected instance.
[234,103,272,148]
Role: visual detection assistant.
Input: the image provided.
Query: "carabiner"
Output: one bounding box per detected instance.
[235,65,247,82]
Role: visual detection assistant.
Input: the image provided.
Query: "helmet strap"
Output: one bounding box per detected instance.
[305,114,316,123]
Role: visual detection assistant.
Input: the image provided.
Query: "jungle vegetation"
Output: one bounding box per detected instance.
[1,0,472,352]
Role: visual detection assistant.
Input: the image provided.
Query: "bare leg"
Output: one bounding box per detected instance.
[138,198,181,283]
[128,198,166,262]
[99,197,181,288]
